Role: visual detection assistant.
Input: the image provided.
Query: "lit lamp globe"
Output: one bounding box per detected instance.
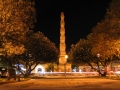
[65,55,68,59]
[65,55,68,63]
[97,53,100,57]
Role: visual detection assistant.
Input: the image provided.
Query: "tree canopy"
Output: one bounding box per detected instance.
[0,0,36,57]
[68,0,120,76]
[0,0,59,77]
[11,30,59,77]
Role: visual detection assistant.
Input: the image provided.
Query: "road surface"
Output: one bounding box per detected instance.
[0,78,120,90]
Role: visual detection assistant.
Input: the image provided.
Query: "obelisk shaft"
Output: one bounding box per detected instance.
[59,12,66,65]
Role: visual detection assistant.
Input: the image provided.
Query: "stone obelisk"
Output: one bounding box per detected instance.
[59,12,66,65]
[58,12,69,72]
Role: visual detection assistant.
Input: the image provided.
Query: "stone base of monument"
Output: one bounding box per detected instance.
[55,63,71,73]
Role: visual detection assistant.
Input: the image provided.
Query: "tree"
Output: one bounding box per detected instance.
[11,30,59,77]
[0,0,36,69]
[0,0,36,57]
[85,0,120,76]
[105,0,120,19]
[0,0,59,77]
[68,39,105,76]
[88,0,120,61]
[68,0,120,76]
[68,39,91,65]
[0,0,36,34]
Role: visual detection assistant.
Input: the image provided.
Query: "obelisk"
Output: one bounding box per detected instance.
[59,12,66,65]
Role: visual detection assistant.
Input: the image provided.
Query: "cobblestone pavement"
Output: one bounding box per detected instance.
[0,78,120,90]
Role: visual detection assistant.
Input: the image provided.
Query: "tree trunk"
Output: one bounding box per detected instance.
[97,69,107,77]
[101,71,107,77]
[23,72,30,77]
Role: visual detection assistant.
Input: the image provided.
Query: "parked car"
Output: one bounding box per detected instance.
[1,72,7,78]
[0,67,7,78]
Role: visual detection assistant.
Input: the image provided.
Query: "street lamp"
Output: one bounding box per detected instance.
[65,55,68,60]
[97,53,100,58]
[64,55,68,77]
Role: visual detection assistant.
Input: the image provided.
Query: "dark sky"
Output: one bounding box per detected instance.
[34,0,112,52]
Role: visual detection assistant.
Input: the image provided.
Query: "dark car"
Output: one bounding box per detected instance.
[0,67,7,78]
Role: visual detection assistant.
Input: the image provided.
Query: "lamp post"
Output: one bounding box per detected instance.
[0,48,3,67]
[97,53,101,76]
[64,55,68,77]
[97,53,106,76]
[0,48,5,66]
[0,48,2,77]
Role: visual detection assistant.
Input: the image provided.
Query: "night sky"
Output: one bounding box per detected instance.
[34,0,112,52]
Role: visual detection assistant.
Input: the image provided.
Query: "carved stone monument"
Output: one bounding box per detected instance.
[58,12,71,72]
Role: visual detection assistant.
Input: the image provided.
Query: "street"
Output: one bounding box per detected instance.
[0,77,120,90]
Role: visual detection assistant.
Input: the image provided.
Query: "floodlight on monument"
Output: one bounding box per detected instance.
[65,55,68,59]
[65,55,68,63]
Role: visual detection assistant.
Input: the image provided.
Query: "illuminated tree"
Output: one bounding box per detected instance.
[68,0,120,76]
[0,0,36,68]
[0,0,36,57]
[0,0,59,77]
[85,0,120,76]
[12,31,59,77]
[68,39,104,76]
[88,0,120,60]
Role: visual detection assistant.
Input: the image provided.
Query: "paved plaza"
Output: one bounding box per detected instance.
[0,77,120,90]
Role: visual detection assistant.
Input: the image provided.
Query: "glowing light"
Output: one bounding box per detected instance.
[21,68,26,71]
[115,71,120,74]
[65,55,68,59]
[35,65,45,73]
[97,53,100,57]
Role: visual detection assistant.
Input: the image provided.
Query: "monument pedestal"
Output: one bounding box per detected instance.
[58,63,71,72]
